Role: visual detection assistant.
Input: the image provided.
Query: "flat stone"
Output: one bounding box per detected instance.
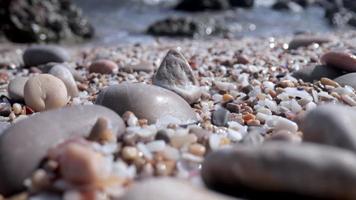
[23,46,70,67]
[49,65,79,97]
[24,74,68,111]
[211,108,229,127]
[121,178,236,200]
[153,49,201,104]
[8,77,28,101]
[89,59,118,74]
[321,51,356,72]
[95,83,198,125]
[292,64,344,82]
[288,36,331,50]
[202,142,356,199]
[0,105,125,196]
[334,72,356,90]
[122,61,154,73]
[300,104,356,152]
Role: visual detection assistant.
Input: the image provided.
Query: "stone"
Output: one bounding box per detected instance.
[266,130,301,143]
[49,65,79,97]
[95,83,198,125]
[23,46,70,67]
[0,122,9,136]
[174,0,254,12]
[272,0,303,12]
[7,77,28,101]
[334,72,356,90]
[24,74,68,112]
[300,104,356,152]
[202,142,356,199]
[122,62,154,73]
[153,49,201,104]
[88,59,118,74]
[241,131,264,146]
[288,36,330,50]
[39,62,84,82]
[321,51,356,72]
[0,105,125,196]
[211,108,229,127]
[292,64,344,82]
[121,178,236,200]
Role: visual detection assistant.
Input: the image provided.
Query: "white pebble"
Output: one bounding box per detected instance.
[146,140,166,152]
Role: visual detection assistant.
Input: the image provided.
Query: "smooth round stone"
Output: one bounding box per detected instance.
[121,178,236,200]
[24,74,68,112]
[321,51,356,72]
[202,142,356,199]
[88,59,118,74]
[153,49,201,104]
[288,36,330,50]
[334,73,356,90]
[95,83,198,125]
[0,105,125,196]
[8,77,28,101]
[300,104,356,152]
[49,65,79,97]
[292,64,344,82]
[23,46,70,67]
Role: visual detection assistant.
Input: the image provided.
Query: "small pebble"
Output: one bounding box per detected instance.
[212,108,229,127]
[321,51,356,72]
[122,146,139,161]
[188,143,206,156]
[89,59,119,74]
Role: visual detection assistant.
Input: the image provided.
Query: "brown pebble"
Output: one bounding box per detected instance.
[171,134,197,148]
[321,51,356,72]
[235,54,250,65]
[89,59,118,74]
[189,143,206,156]
[320,77,340,87]
[88,117,116,143]
[122,146,139,161]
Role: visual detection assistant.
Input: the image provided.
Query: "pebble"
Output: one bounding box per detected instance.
[188,143,206,156]
[12,103,22,115]
[171,134,197,148]
[95,83,198,125]
[24,74,68,112]
[89,59,119,74]
[49,65,79,97]
[153,49,201,104]
[292,64,344,82]
[300,104,356,152]
[202,142,356,199]
[23,46,70,67]
[334,72,356,90]
[122,146,139,161]
[120,178,236,200]
[8,77,28,101]
[321,51,356,72]
[87,117,116,143]
[241,131,264,146]
[288,36,330,50]
[122,61,154,73]
[266,130,301,143]
[211,108,230,127]
[0,105,125,196]
[320,77,340,87]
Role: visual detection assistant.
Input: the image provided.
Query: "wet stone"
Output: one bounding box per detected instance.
[0,105,125,196]
[23,46,70,67]
[153,49,201,104]
[202,142,356,199]
[95,83,198,125]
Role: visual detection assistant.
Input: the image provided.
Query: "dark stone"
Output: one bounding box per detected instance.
[95,83,198,125]
[0,105,125,196]
[174,0,231,12]
[202,142,356,199]
[288,36,331,50]
[23,45,70,67]
[155,129,171,143]
[272,0,303,12]
[292,64,344,82]
[0,0,94,43]
[212,108,229,127]
[147,17,227,37]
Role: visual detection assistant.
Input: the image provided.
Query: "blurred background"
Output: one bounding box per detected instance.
[0,0,355,45]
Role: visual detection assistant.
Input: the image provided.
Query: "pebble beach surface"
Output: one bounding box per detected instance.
[0,31,356,199]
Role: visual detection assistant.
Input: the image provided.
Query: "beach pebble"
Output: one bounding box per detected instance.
[96,83,198,125]
[89,59,118,74]
[24,74,68,111]
[153,49,201,104]
[288,36,330,50]
[292,65,344,82]
[23,46,70,67]
[121,178,235,200]
[202,142,356,199]
[334,73,356,90]
[122,61,154,73]
[49,65,79,97]
[241,131,264,146]
[8,77,28,101]
[266,130,301,143]
[300,104,356,152]
[211,108,229,127]
[321,51,356,72]
[0,105,125,196]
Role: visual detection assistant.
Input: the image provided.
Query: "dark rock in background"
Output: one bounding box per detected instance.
[0,0,94,43]
[174,0,254,12]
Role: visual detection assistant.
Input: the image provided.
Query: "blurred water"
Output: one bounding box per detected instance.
[73,0,336,45]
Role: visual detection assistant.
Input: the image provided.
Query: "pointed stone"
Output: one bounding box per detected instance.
[153,49,201,104]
